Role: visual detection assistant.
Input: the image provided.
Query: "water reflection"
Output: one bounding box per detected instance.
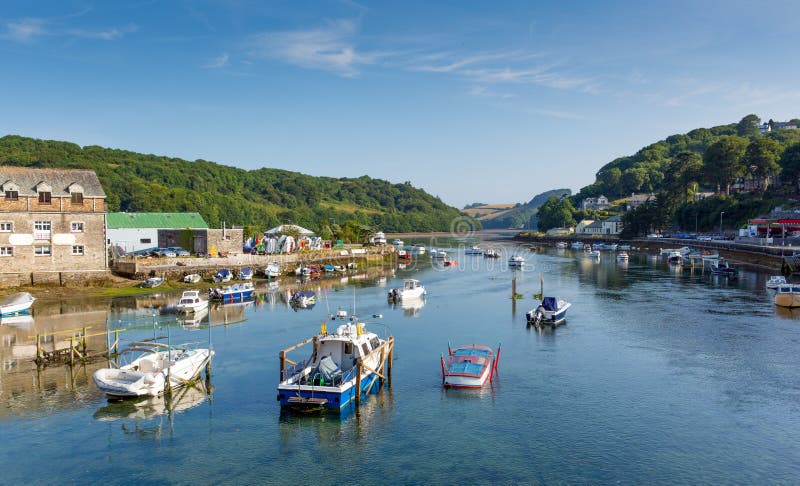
[388,296,426,317]
[94,380,212,422]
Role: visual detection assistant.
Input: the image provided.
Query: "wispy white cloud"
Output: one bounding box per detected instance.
[3,18,48,42]
[204,52,230,69]
[247,19,379,77]
[468,85,515,99]
[67,23,138,40]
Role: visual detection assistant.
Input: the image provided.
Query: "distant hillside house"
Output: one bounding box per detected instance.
[694,192,716,201]
[575,219,596,235]
[581,195,609,211]
[0,167,107,287]
[759,120,799,134]
[107,212,209,253]
[627,193,656,211]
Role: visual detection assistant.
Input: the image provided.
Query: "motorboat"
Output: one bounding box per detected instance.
[465,246,483,255]
[430,249,448,259]
[238,267,253,280]
[0,292,35,317]
[571,242,585,250]
[398,249,411,260]
[392,239,404,247]
[140,277,164,288]
[766,275,787,290]
[333,265,347,272]
[371,232,387,245]
[526,297,572,325]
[710,258,737,276]
[388,279,426,301]
[213,269,232,283]
[666,251,683,264]
[176,290,209,314]
[775,285,800,308]
[660,246,691,256]
[508,255,525,267]
[295,265,311,277]
[441,343,500,388]
[409,244,426,255]
[93,342,214,398]
[277,321,389,410]
[209,282,255,303]
[617,251,629,261]
[290,290,316,307]
[183,273,201,284]
[484,248,500,259]
[323,264,336,273]
[555,242,568,249]
[265,262,281,278]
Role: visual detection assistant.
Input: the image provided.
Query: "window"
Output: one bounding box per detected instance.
[140,238,152,244]
[71,245,84,255]
[71,192,84,204]
[34,246,51,256]
[71,222,84,232]
[0,222,11,232]
[34,221,51,231]
[4,190,18,200]
[361,343,370,356]
[38,191,51,204]
[0,247,12,256]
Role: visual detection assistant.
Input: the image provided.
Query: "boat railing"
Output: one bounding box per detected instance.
[282,358,309,381]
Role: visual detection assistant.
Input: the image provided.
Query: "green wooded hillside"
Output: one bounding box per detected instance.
[0,135,469,233]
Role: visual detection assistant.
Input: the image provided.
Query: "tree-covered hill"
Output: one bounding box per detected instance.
[0,135,469,233]
[476,189,572,229]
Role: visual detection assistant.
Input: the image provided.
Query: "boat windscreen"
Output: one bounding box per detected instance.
[453,348,490,358]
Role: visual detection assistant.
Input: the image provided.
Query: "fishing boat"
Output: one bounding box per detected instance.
[209,282,255,303]
[277,320,390,410]
[441,343,500,388]
[774,285,800,308]
[213,269,232,283]
[93,342,214,398]
[238,267,253,280]
[140,277,164,288]
[0,292,35,317]
[265,262,281,278]
[183,273,201,284]
[176,290,209,314]
[766,275,787,290]
[508,255,525,267]
[526,296,572,325]
[290,290,316,307]
[710,258,737,276]
[465,246,483,255]
[617,251,629,261]
[388,279,426,301]
[484,248,500,259]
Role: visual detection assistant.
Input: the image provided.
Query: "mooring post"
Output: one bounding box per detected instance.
[279,350,286,382]
[355,359,362,407]
[378,345,386,387]
[81,327,87,354]
[512,275,516,298]
[387,337,393,388]
[69,336,74,367]
[35,334,41,362]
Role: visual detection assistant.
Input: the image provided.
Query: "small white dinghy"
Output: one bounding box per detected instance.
[93,342,214,398]
[183,273,201,283]
[176,290,209,314]
[0,292,35,316]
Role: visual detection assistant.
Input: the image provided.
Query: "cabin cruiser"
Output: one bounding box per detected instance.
[388,279,426,301]
[526,297,572,325]
[176,290,209,314]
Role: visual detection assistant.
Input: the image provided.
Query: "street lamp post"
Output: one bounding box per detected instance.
[719,211,725,237]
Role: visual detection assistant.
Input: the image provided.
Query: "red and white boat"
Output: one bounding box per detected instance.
[441,343,500,388]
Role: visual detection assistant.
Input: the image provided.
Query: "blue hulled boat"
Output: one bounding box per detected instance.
[209,282,255,303]
[526,296,572,325]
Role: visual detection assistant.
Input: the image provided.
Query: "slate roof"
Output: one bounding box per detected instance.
[107,212,209,229]
[0,166,106,197]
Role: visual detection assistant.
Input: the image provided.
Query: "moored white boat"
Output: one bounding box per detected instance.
[775,285,800,308]
[766,275,787,290]
[183,273,201,283]
[483,248,500,258]
[430,249,448,259]
[388,279,426,301]
[290,290,316,307]
[238,267,253,280]
[0,292,35,317]
[140,277,164,288]
[176,290,209,314]
[617,251,629,261]
[465,246,483,255]
[508,255,525,267]
[571,242,585,250]
[441,343,499,388]
[526,297,572,325]
[555,242,568,249]
[277,321,390,410]
[93,342,214,398]
[209,282,255,303]
[392,239,404,247]
[265,262,281,278]
[213,269,232,283]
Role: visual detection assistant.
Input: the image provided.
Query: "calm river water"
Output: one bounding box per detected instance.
[2,240,800,484]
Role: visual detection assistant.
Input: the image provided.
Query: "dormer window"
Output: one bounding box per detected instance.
[36,182,52,205]
[68,183,84,204]
[2,181,19,200]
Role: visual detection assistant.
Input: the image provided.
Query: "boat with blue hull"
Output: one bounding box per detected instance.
[277,321,393,411]
[526,296,572,325]
[209,282,255,303]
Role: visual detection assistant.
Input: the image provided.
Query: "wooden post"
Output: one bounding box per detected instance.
[387,337,393,388]
[35,334,41,362]
[511,274,517,298]
[378,345,386,387]
[69,337,74,367]
[81,327,87,355]
[279,350,286,382]
[355,358,362,407]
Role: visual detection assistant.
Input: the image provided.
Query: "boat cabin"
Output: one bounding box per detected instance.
[403,279,422,291]
[305,324,382,386]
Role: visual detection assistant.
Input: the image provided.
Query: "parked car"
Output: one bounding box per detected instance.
[167,246,191,257]
[155,248,177,257]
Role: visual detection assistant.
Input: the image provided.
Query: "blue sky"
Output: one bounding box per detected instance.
[1,1,799,208]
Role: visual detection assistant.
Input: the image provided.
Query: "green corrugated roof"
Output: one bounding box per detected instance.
[107,212,209,229]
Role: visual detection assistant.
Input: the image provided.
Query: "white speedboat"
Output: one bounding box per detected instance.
[0,292,35,317]
[555,242,568,249]
[430,249,448,259]
[617,251,629,261]
[93,343,214,398]
[766,275,787,290]
[508,255,525,267]
[571,242,584,250]
[277,321,389,411]
[183,273,201,284]
[526,297,572,325]
[465,246,483,255]
[265,262,281,278]
[176,290,209,314]
[409,244,426,255]
[388,279,426,301]
[392,239,404,247]
[213,269,232,283]
[484,248,500,259]
[238,267,254,280]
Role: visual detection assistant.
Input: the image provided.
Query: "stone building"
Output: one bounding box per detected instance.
[0,167,107,287]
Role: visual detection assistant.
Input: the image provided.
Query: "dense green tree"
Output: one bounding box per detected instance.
[736,114,761,138]
[703,136,748,194]
[779,142,800,188]
[744,137,782,191]
[536,196,575,232]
